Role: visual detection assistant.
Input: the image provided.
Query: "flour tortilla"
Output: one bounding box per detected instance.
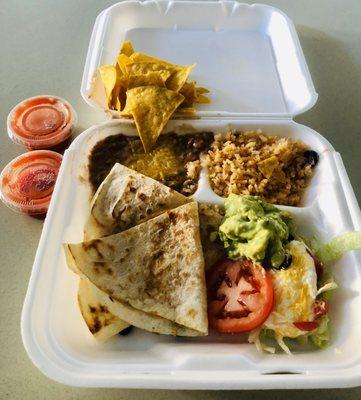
[66,202,208,334]
[66,246,205,336]
[84,163,188,240]
[78,278,129,340]
[67,254,204,336]
[81,278,205,336]
[65,221,131,339]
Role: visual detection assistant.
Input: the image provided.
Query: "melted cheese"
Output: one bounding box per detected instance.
[263,240,317,338]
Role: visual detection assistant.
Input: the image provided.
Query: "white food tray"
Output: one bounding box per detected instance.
[21,0,361,390]
[21,119,361,389]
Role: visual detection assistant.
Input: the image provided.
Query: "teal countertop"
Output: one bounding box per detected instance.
[0,1,360,399]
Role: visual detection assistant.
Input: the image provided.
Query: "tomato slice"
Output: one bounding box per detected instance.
[293,300,328,332]
[313,299,329,319]
[207,258,274,333]
[294,321,319,331]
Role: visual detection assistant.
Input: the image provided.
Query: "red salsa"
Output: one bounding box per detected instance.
[0,150,62,216]
[8,96,76,152]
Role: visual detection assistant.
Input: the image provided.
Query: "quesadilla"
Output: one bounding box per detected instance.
[66,202,208,335]
[81,278,205,336]
[84,163,188,240]
[77,278,129,340]
[65,246,203,337]
[65,245,131,339]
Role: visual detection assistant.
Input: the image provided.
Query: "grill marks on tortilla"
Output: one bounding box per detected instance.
[84,164,189,241]
[113,178,163,226]
[77,278,130,339]
[69,202,208,333]
[88,304,112,333]
[82,240,116,261]
[83,240,104,259]
[66,165,208,336]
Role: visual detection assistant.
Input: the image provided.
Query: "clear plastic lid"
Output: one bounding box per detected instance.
[7,95,77,151]
[0,150,62,216]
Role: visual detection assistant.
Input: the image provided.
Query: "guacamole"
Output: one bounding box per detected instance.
[218,195,295,268]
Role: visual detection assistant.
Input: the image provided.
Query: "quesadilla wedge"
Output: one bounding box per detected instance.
[66,202,208,335]
[84,163,188,240]
[65,228,132,339]
[65,248,203,336]
[78,278,129,340]
[80,278,206,336]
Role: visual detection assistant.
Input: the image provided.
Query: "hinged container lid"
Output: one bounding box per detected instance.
[81,0,318,119]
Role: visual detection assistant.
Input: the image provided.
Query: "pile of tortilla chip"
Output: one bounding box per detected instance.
[64,164,208,340]
[93,40,210,152]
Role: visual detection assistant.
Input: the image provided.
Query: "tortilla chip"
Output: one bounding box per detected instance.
[117,53,132,75]
[98,65,117,107]
[125,86,184,152]
[179,82,211,107]
[120,109,132,118]
[78,278,129,340]
[127,53,193,92]
[110,79,123,111]
[272,168,287,183]
[125,62,173,82]
[176,107,196,114]
[196,86,210,95]
[93,41,210,146]
[113,95,121,112]
[179,81,196,107]
[195,86,211,104]
[258,156,280,179]
[196,94,211,104]
[166,64,195,92]
[129,52,176,67]
[120,82,142,117]
[127,72,166,89]
[106,72,127,112]
[120,40,134,57]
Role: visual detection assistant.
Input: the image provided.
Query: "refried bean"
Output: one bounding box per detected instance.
[88,132,214,195]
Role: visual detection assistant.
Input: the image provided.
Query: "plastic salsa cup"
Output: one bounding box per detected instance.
[0,150,62,216]
[7,95,77,152]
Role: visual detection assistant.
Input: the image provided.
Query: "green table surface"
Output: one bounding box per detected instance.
[0,1,360,398]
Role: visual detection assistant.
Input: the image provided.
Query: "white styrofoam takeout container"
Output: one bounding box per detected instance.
[21,0,361,389]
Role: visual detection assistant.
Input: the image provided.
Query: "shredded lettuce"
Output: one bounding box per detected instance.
[317,277,338,296]
[305,235,322,253]
[275,333,292,355]
[251,318,330,354]
[316,232,361,264]
[248,328,276,354]
[297,334,309,347]
[310,316,330,349]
